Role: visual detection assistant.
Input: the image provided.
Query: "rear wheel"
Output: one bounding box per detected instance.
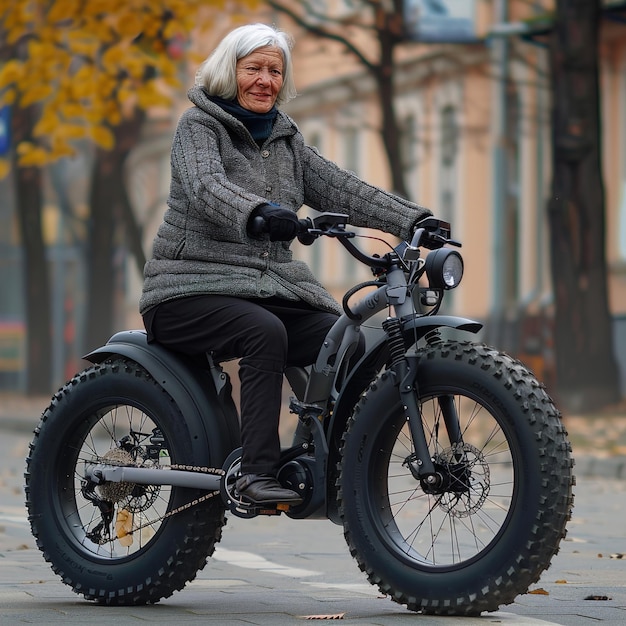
[338,341,574,615]
[25,359,226,605]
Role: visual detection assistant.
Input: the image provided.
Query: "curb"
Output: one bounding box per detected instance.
[1,415,42,435]
[573,454,626,480]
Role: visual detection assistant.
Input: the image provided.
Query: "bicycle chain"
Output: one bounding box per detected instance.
[91,457,227,542]
[157,464,225,523]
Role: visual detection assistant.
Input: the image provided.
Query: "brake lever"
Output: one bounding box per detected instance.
[426,234,462,249]
[325,226,355,238]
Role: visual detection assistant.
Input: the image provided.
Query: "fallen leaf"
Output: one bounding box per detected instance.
[528,588,549,595]
[115,509,134,547]
[555,580,568,584]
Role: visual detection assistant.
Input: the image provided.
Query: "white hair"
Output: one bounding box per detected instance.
[195,23,297,106]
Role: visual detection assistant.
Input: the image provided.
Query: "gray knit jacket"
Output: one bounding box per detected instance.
[139,86,432,316]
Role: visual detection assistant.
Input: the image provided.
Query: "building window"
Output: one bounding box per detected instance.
[336,0,359,17]
[342,125,360,174]
[400,113,418,199]
[439,104,458,224]
[620,50,626,262]
[504,85,521,306]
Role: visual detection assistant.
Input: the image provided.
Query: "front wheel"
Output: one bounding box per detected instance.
[338,341,574,616]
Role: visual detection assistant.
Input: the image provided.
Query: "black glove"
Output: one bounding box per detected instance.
[249,203,299,242]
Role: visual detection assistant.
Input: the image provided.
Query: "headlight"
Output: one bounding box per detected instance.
[424,248,464,289]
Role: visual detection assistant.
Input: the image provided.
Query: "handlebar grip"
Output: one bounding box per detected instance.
[297,217,313,232]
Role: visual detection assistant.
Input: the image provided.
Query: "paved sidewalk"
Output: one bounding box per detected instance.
[1,392,626,479]
[1,393,624,625]
[1,469,624,625]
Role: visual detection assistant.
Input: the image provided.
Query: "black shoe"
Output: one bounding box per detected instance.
[236,473,303,505]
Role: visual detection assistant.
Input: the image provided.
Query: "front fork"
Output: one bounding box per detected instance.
[382,317,463,485]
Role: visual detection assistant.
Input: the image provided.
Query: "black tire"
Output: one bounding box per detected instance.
[338,341,574,616]
[24,359,226,605]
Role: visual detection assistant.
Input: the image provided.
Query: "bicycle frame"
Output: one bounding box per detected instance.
[83,214,483,516]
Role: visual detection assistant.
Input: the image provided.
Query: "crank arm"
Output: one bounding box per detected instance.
[85,464,222,491]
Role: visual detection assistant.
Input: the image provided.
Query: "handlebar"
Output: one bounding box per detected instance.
[250,213,340,239]
[250,212,459,270]
[251,212,392,270]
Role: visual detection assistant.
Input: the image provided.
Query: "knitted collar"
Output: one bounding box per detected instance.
[209,95,278,145]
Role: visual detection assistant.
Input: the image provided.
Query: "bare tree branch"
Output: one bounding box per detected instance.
[266,0,378,71]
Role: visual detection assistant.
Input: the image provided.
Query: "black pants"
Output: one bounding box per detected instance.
[143,295,338,474]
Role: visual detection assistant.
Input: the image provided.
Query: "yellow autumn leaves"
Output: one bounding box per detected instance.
[0,0,251,175]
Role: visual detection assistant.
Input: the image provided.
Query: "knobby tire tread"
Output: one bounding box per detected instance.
[337,341,574,616]
[24,359,226,605]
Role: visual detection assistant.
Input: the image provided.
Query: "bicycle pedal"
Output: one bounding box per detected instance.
[289,397,324,420]
[258,506,286,516]
[229,495,292,518]
[239,498,291,512]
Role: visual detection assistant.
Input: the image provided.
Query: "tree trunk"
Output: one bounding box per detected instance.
[85,111,146,351]
[11,105,52,394]
[547,0,621,411]
[266,0,409,199]
[373,4,408,199]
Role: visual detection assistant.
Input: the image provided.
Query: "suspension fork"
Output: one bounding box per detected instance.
[438,394,464,447]
[383,317,437,480]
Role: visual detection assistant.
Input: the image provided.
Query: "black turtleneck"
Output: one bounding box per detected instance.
[208,94,278,145]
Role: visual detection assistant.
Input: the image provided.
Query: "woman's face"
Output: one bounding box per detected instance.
[235,46,284,113]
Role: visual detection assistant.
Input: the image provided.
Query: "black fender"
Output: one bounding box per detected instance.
[325,315,482,524]
[84,330,240,468]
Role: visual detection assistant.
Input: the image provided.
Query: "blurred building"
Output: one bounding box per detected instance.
[64,0,626,393]
[1,1,625,393]
[233,0,626,390]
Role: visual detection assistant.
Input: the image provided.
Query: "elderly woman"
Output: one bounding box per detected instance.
[140,23,432,505]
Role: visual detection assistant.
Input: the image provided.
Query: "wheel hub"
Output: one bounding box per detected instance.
[405,443,491,516]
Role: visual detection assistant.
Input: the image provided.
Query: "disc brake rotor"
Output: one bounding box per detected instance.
[436,443,490,517]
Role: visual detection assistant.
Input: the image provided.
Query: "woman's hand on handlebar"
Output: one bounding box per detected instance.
[248,204,298,241]
[248,204,314,243]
